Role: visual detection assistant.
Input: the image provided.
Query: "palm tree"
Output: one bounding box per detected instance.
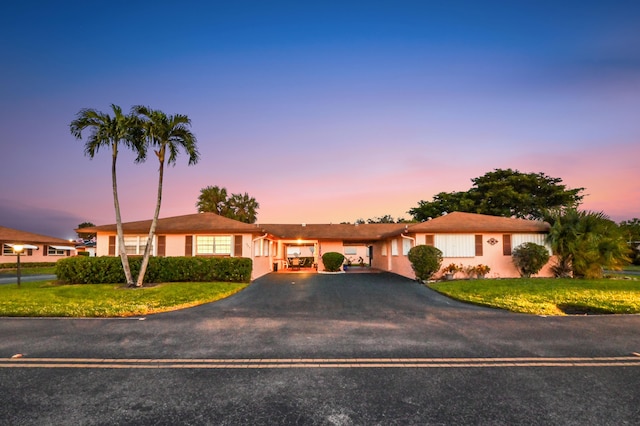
[546,209,630,278]
[70,105,145,286]
[133,106,199,287]
[196,185,229,215]
[228,192,260,224]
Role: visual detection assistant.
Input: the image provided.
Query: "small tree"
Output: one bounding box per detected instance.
[408,245,443,281]
[322,252,345,272]
[512,242,550,278]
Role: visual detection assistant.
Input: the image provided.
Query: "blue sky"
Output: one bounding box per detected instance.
[1,1,639,238]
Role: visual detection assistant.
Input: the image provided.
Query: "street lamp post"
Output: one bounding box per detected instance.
[13,244,24,287]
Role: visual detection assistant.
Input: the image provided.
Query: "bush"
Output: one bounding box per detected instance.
[322,252,345,272]
[408,245,443,281]
[512,242,550,278]
[55,256,252,284]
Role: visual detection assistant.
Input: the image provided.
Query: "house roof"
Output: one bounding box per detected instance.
[78,211,550,240]
[401,211,550,234]
[0,226,74,245]
[77,212,264,235]
[261,223,408,242]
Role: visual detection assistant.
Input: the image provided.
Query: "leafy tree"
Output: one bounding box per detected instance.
[512,242,550,278]
[545,209,631,278]
[408,245,443,281]
[409,169,584,221]
[132,106,200,287]
[76,222,96,240]
[196,186,259,224]
[70,104,145,286]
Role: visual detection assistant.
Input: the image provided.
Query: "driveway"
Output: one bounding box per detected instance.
[2,272,640,425]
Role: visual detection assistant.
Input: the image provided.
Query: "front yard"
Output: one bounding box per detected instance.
[430,277,640,315]
[0,281,248,317]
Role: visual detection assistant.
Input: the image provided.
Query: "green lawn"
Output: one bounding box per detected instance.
[0,266,56,276]
[430,277,640,315]
[0,281,249,317]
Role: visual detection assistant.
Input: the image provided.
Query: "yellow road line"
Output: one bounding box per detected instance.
[2,356,640,369]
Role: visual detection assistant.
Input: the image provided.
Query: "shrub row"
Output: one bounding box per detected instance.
[55,256,252,284]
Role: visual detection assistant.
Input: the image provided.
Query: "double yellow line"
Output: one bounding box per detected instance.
[2,355,640,369]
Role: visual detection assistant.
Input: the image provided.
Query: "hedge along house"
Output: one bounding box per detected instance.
[372,212,554,279]
[80,211,554,280]
[0,225,77,264]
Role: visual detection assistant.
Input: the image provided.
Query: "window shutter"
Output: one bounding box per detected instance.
[503,234,512,255]
[43,245,48,256]
[185,236,193,257]
[425,235,434,246]
[234,235,243,257]
[475,235,483,256]
[157,236,166,257]
[108,236,116,256]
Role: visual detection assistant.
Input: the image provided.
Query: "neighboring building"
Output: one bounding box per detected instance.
[79,211,555,280]
[0,226,77,263]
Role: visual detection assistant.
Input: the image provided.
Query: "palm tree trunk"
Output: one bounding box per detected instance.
[112,144,134,285]
[135,155,165,287]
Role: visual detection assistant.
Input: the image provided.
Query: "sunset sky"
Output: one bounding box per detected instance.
[1,1,639,239]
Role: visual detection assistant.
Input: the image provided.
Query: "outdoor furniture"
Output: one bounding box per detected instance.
[290,257,301,270]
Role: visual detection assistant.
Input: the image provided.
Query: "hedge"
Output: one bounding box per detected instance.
[55,256,252,284]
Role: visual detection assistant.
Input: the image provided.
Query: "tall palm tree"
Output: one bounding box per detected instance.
[70,104,146,286]
[133,106,199,287]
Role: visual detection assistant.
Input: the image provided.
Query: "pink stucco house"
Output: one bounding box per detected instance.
[81,211,554,280]
[0,226,77,263]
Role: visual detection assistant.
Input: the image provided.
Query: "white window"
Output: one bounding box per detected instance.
[381,243,387,256]
[254,240,262,257]
[391,239,398,256]
[434,234,475,257]
[402,238,412,256]
[124,236,149,255]
[344,246,357,255]
[47,246,67,256]
[196,236,232,255]
[512,234,552,254]
[263,240,270,256]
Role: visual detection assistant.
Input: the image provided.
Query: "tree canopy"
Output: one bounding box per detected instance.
[409,169,584,221]
[196,186,259,224]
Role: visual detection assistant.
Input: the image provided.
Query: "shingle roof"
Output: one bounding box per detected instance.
[403,212,550,234]
[77,213,264,235]
[0,226,74,245]
[77,211,549,240]
[261,223,408,241]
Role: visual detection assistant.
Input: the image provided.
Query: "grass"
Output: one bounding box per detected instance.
[0,266,56,276]
[0,280,249,317]
[430,277,640,315]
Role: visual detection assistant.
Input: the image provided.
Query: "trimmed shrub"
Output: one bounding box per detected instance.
[55,256,252,284]
[512,242,550,278]
[322,252,345,272]
[408,245,443,281]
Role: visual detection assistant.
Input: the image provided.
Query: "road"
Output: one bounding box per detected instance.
[1,272,639,425]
